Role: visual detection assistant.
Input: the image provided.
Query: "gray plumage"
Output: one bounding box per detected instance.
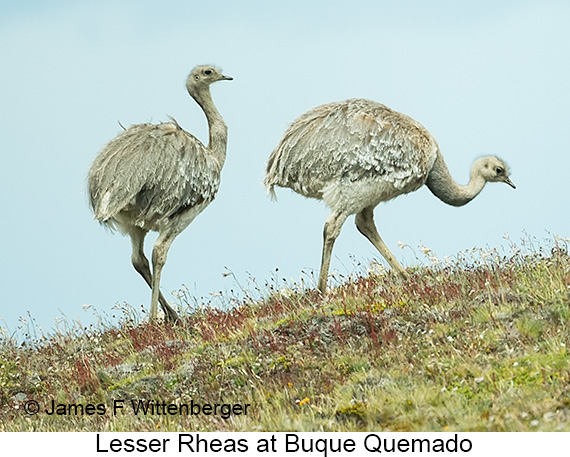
[265,98,515,293]
[88,65,232,321]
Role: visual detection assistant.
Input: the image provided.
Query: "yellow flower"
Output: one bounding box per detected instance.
[299,397,310,406]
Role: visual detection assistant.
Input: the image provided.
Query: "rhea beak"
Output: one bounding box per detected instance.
[504,177,516,189]
[221,74,233,81]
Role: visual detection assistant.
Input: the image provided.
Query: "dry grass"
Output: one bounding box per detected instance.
[1,235,569,431]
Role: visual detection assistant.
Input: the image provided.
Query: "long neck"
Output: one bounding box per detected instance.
[426,149,486,207]
[191,86,228,167]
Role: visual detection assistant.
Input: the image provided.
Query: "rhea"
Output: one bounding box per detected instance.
[88,65,232,321]
[265,98,515,293]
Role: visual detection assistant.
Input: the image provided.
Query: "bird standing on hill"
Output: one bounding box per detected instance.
[88,65,232,321]
[265,98,515,293]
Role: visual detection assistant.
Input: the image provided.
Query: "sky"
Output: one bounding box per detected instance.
[1,0,568,337]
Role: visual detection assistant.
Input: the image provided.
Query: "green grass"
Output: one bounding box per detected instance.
[1,237,569,431]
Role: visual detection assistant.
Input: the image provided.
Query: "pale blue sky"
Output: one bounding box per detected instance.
[1,1,568,336]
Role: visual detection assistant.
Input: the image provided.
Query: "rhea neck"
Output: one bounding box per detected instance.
[188,83,228,166]
[426,150,487,207]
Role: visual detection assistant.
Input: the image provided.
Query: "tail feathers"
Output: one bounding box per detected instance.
[267,185,278,201]
[263,176,278,201]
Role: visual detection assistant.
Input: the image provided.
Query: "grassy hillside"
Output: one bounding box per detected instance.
[1,237,569,432]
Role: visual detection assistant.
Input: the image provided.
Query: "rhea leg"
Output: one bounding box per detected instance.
[129,228,179,322]
[150,231,179,322]
[355,206,408,278]
[318,210,348,293]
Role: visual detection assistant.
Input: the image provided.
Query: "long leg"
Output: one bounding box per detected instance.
[150,231,179,322]
[355,206,408,278]
[129,228,179,322]
[318,210,348,293]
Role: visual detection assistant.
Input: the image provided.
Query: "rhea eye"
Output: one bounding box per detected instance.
[194,75,199,80]
[496,167,503,175]
[204,69,212,75]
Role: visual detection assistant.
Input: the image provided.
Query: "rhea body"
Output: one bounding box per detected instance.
[88,65,232,321]
[265,98,515,293]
